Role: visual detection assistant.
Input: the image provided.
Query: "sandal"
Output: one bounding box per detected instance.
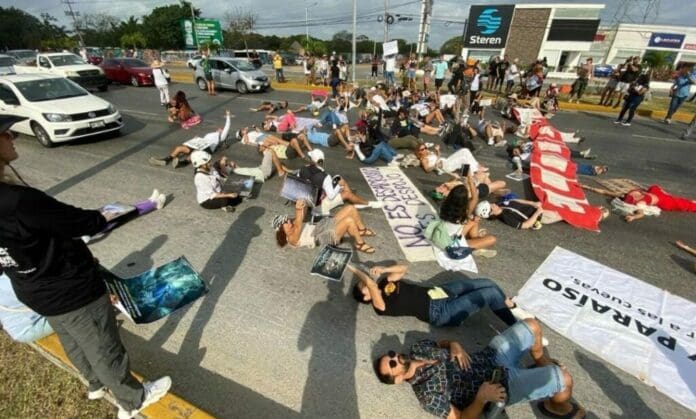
[359,228,376,237]
[355,242,376,254]
[537,400,585,419]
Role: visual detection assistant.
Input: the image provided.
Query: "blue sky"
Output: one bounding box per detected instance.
[7,0,694,48]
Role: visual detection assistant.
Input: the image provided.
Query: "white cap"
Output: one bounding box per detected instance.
[190,150,212,168]
[475,201,491,219]
[308,149,325,164]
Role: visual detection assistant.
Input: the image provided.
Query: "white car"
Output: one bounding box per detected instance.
[187,55,202,69]
[0,54,16,75]
[0,74,123,147]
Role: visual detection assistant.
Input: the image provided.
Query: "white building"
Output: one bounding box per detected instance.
[601,23,696,66]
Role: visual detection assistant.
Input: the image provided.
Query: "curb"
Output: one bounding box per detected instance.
[169,71,693,123]
[31,333,214,419]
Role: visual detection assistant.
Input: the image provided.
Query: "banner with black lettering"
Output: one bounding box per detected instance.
[516,247,696,412]
[360,167,437,262]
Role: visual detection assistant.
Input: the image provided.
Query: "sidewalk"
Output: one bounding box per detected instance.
[168,70,693,123]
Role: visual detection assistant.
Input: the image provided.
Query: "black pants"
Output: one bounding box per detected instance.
[200,196,242,209]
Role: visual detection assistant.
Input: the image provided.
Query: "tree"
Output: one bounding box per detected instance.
[121,32,146,50]
[225,7,257,56]
[440,36,463,55]
[0,8,68,49]
[142,1,199,49]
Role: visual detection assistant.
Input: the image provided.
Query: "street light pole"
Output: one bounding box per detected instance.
[305,2,318,47]
[352,0,357,83]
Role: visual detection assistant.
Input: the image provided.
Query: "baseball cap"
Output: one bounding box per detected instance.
[0,115,28,134]
[307,149,325,164]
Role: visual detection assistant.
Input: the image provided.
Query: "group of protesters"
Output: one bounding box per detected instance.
[1,44,695,419]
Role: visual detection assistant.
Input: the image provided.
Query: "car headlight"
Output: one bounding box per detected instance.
[107,104,116,114]
[65,71,80,77]
[43,113,72,122]
[138,73,147,77]
[97,68,104,75]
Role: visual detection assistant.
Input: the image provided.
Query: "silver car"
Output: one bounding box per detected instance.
[194,57,270,94]
[0,54,16,75]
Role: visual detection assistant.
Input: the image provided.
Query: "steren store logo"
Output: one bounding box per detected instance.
[471,8,504,46]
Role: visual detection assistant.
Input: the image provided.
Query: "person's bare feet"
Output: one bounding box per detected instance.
[675,240,687,250]
[624,214,638,223]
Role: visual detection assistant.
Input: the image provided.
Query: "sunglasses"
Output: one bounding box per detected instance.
[387,350,398,369]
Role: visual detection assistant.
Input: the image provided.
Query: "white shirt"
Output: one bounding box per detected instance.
[506,64,518,81]
[152,68,168,87]
[194,168,225,203]
[183,115,230,152]
[385,57,396,72]
[243,131,266,146]
[471,74,480,91]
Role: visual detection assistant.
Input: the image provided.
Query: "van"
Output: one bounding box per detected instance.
[193,57,269,94]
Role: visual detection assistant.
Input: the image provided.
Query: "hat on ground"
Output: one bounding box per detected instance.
[307,149,325,164]
[0,115,28,134]
[272,214,290,230]
[151,60,163,68]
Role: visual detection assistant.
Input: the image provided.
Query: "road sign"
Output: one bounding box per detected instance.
[182,19,223,49]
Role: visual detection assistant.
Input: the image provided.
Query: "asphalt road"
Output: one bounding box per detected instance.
[11,80,695,419]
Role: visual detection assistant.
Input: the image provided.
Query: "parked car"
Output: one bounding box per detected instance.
[187,55,202,69]
[6,49,36,64]
[84,47,104,65]
[193,57,270,94]
[0,74,123,147]
[279,52,299,66]
[14,53,109,91]
[593,64,614,78]
[101,58,154,86]
[0,54,16,75]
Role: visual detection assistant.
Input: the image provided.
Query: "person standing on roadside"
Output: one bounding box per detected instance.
[433,54,448,93]
[568,57,593,103]
[486,55,499,91]
[0,115,171,419]
[496,55,509,91]
[663,64,696,124]
[273,52,285,83]
[505,58,519,94]
[201,51,216,96]
[614,72,650,127]
[613,56,641,108]
[150,60,170,107]
[371,55,380,79]
[384,54,396,88]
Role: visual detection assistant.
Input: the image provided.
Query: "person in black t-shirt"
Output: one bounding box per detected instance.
[0,115,171,419]
[476,198,544,230]
[349,263,517,327]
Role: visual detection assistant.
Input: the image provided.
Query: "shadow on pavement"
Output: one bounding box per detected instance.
[297,279,359,418]
[670,254,696,275]
[574,351,660,419]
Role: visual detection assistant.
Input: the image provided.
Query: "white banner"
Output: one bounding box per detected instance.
[360,167,436,262]
[382,40,398,57]
[516,247,696,412]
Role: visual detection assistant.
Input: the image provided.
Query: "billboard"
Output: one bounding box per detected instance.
[547,19,600,42]
[463,5,515,49]
[182,19,223,49]
[648,33,685,49]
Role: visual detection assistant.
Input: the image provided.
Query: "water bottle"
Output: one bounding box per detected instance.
[485,400,506,418]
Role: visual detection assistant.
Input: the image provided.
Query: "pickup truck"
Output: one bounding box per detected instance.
[14,53,109,91]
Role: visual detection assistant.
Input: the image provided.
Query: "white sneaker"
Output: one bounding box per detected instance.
[368,201,383,209]
[473,248,497,258]
[88,387,107,400]
[155,193,166,210]
[149,189,160,202]
[510,305,535,321]
[387,160,400,167]
[580,148,591,158]
[424,142,434,148]
[493,139,507,148]
[394,153,405,161]
[117,376,172,419]
[487,138,494,146]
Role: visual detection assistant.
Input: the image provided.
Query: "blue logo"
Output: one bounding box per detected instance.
[477,8,502,35]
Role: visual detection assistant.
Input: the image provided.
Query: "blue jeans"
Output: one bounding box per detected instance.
[275,68,284,82]
[385,71,395,87]
[319,109,342,126]
[617,94,644,123]
[429,278,508,327]
[576,162,596,176]
[489,321,565,405]
[666,95,687,119]
[362,141,396,164]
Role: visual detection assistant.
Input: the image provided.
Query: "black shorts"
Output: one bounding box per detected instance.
[204,72,213,81]
[477,183,490,200]
[281,132,297,141]
[200,196,242,210]
[435,78,444,88]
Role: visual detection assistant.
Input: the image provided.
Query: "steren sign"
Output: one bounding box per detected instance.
[463,5,515,49]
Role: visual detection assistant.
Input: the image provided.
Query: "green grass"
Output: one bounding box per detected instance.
[0,332,115,418]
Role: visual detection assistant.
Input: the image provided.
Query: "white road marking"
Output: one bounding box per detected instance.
[632,134,695,144]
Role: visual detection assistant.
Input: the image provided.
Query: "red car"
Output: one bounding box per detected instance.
[100,58,153,87]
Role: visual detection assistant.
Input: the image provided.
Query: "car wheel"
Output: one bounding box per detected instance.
[31,122,54,148]
[236,81,248,94]
[131,76,139,87]
[197,77,207,91]
[98,84,108,92]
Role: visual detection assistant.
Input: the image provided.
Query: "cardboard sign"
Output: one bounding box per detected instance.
[382,40,398,57]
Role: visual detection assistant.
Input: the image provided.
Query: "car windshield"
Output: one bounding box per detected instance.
[51,54,87,66]
[230,60,255,71]
[13,51,35,59]
[86,48,103,56]
[15,78,88,102]
[120,59,148,67]
[0,57,15,66]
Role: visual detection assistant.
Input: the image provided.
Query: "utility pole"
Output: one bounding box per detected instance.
[384,0,389,43]
[416,0,433,59]
[189,2,199,51]
[62,0,85,48]
[352,0,357,83]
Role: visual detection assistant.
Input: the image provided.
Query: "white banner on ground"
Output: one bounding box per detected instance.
[516,247,696,412]
[382,40,398,56]
[360,167,436,262]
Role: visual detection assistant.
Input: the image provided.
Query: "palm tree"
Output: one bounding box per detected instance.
[642,50,675,81]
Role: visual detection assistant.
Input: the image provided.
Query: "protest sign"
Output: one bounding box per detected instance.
[382,40,398,56]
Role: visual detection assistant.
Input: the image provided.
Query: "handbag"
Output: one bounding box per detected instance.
[445,236,473,260]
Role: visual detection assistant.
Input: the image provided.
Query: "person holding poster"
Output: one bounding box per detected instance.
[0,115,171,419]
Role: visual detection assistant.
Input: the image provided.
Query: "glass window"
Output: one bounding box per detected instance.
[39,56,51,68]
[50,54,86,66]
[611,49,642,65]
[0,84,18,103]
[15,78,88,102]
[553,8,601,19]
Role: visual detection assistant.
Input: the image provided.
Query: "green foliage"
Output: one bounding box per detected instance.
[141,2,199,49]
[439,36,462,55]
[0,7,68,49]
[120,32,147,49]
[642,50,674,70]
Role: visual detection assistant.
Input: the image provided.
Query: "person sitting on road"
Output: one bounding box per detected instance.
[232,145,289,183]
[250,100,289,115]
[352,110,400,165]
[299,149,380,211]
[272,200,377,253]
[374,320,585,419]
[475,199,544,230]
[167,90,201,129]
[291,92,329,115]
[150,110,231,168]
[191,150,241,212]
[349,263,518,327]
[508,142,607,176]
[237,126,312,160]
[465,116,508,147]
[391,108,441,138]
[416,143,482,176]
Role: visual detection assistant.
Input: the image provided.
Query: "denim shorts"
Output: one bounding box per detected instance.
[489,321,565,405]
